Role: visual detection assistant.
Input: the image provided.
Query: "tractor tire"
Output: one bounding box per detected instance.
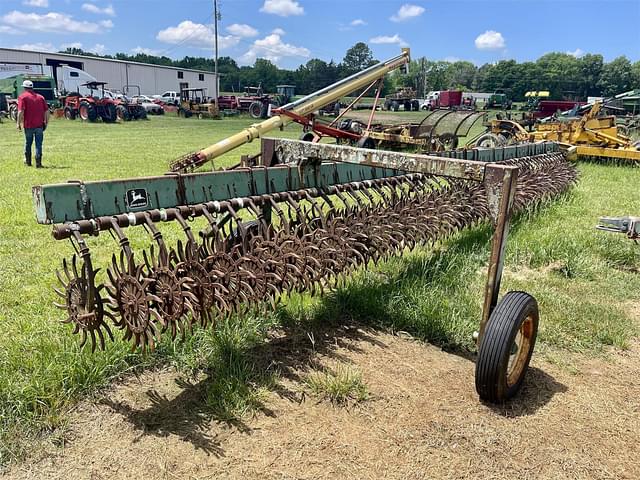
[383,100,391,111]
[475,291,539,402]
[357,136,376,150]
[116,105,130,121]
[299,131,316,142]
[475,133,505,148]
[79,102,98,122]
[9,103,18,121]
[404,101,411,111]
[391,101,399,112]
[0,94,7,113]
[101,104,117,123]
[438,133,458,151]
[64,107,76,120]
[137,108,148,120]
[249,101,263,119]
[411,100,420,111]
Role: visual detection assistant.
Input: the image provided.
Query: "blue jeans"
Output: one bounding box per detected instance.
[24,127,44,160]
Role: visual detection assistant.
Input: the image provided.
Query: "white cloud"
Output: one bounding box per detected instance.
[260,0,304,17]
[567,48,585,58]
[13,42,56,52]
[475,30,506,50]
[0,25,24,34]
[22,0,48,7]
[1,10,112,34]
[443,56,460,63]
[390,4,425,22]
[271,27,285,35]
[131,46,162,56]
[240,32,310,65]
[81,3,116,17]
[156,20,239,49]
[350,19,366,26]
[61,42,83,49]
[226,23,258,37]
[89,43,106,55]
[370,34,408,47]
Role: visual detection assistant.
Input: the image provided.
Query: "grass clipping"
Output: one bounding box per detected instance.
[304,364,368,405]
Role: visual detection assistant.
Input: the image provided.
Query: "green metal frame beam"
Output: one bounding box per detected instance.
[33,162,404,224]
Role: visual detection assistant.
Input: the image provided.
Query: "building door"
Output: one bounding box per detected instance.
[179,82,188,91]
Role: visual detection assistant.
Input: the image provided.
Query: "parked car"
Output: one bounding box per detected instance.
[131,95,165,115]
[153,91,180,106]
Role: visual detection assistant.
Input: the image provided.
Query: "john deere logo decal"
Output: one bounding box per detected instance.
[126,188,148,209]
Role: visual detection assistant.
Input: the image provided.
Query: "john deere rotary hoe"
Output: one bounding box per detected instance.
[33,49,578,403]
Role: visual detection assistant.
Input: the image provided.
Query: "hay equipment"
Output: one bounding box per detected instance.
[33,134,577,402]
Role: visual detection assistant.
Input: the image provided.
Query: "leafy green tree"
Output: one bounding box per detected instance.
[342,42,376,76]
[598,56,634,96]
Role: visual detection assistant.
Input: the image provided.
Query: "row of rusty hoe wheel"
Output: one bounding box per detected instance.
[54,152,577,358]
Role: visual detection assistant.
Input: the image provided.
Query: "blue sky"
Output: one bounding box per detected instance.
[1,0,639,69]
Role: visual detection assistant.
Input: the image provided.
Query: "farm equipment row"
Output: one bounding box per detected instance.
[62,81,147,122]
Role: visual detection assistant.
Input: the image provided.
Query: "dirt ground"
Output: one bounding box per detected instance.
[4,319,639,480]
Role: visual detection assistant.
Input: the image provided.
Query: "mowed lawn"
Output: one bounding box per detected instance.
[1,113,639,465]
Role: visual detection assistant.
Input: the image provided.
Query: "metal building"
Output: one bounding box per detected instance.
[0,47,218,97]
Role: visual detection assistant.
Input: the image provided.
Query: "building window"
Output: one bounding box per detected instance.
[199,74,204,81]
[177,71,184,79]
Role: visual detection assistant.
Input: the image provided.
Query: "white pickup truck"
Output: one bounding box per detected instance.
[153,91,180,106]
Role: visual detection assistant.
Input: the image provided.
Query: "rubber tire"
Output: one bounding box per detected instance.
[79,102,97,122]
[357,136,376,149]
[411,100,420,111]
[249,101,263,119]
[138,108,147,120]
[64,107,76,120]
[475,133,504,148]
[0,94,7,113]
[384,100,391,111]
[475,291,539,403]
[9,103,18,121]
[116,105,130,121]
[438,133,458,151]
[391,101,399,112]
[404,101,411,111]
[299,131,316,142]
[100,104,117,123]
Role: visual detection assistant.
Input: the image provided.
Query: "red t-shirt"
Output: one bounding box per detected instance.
[17,90,48,129]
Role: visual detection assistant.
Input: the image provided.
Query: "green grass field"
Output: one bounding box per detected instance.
[0,113,639,465]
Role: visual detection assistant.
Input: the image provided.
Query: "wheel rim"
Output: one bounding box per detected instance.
[506,315,534,387]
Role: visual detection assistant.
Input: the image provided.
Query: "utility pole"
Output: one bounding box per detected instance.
[213,0,220,100]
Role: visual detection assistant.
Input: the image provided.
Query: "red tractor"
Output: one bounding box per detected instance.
[62,81,118,122]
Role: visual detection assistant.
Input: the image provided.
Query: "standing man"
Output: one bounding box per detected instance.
[16,80,49,168]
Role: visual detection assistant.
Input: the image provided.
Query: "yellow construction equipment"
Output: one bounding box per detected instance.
[170,48,411,172]
[532,102,640,162]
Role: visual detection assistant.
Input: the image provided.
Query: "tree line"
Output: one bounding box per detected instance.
[61,44,640,100]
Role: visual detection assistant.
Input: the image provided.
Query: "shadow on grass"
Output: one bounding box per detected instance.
[100,218,568,452]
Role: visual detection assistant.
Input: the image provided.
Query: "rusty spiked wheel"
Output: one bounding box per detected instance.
[105,251,161,351]
[475,291,539,403]
[55,254,114,352]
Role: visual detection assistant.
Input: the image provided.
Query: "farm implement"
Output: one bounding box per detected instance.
[471,102,640,163]
[33,138,577,403]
